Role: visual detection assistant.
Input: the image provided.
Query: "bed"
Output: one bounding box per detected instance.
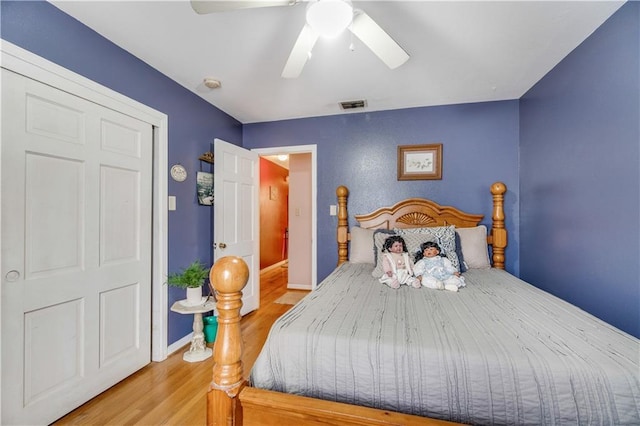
[206,182,640,425]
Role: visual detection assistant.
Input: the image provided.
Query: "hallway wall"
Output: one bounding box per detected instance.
[259,158,289,269]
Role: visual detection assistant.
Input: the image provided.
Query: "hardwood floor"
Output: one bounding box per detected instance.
[53,264,305,425]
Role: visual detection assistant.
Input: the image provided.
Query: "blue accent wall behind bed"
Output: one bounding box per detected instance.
[520,1,639,338]
[243,101,521,281]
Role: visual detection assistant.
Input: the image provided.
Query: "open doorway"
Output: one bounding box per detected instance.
[259,155,289,272]
[253,145,317,291]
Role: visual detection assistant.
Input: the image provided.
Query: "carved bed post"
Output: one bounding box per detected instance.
[207,256,249,426]
[336,185,349,266]
[490,182,507,269]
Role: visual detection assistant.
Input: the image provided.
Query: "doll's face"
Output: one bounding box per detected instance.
[423,247,440,258]
[389,241,404,253]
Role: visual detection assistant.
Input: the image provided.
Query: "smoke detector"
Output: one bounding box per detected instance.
[204,78,221,89]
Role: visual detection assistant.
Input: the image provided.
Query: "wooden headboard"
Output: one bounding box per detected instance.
[336,182,508,269]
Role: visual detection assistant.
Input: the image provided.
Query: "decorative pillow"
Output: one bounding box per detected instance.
[456,225,491,269]
[371,230,398,277]
[349,226,375,264]
[455,231,467,273]
[394,226,461,271]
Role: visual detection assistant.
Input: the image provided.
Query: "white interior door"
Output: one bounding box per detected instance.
[213,139,259,315]
[1,69,152,425]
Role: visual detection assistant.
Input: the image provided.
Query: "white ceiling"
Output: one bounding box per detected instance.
[49,1,624,124]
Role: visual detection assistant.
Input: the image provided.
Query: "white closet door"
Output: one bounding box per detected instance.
[1,69,152,425]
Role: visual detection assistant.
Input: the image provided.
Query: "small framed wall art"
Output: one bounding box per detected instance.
[196,171,214,205]
[397,143,442,180]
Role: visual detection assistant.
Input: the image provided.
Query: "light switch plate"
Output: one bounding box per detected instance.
[168,196,176,211]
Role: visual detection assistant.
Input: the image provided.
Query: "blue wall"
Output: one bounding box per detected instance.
[244,101,520,281]
[1,1,243,344]
[520,1,639,338]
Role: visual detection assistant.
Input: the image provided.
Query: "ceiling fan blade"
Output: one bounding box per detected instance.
[191,0,294,15]
[281,24,319,79]
[349,10,409,69]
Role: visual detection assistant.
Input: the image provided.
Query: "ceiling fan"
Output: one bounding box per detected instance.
[191,0,410,78]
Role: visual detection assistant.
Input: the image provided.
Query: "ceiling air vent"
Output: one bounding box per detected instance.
[340,100,367,110]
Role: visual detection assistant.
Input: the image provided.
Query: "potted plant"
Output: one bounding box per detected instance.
[167,260,210,306]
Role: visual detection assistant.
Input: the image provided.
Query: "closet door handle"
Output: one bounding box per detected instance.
[5,270,20,282]
[218,242,227,249]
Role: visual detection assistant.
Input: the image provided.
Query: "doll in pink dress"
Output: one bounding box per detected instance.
[378,235,421,289]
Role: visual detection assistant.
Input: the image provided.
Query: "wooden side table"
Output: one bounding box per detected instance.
[170,298,216,362]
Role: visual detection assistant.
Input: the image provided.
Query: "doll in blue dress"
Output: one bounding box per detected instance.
[413,241,465,292]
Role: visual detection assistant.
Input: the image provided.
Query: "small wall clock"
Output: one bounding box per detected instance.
[170,164,187,182]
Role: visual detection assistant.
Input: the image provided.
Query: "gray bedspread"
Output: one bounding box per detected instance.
[250,263,640,425]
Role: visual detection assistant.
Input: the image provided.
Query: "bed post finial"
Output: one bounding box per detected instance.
[490,182,507,269]
[207,256,249,426]
[336,186,349,266]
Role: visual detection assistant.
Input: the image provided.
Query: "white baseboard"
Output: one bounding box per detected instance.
[287,283,311,290]
[167,333,192,356]
[260,260,288,273]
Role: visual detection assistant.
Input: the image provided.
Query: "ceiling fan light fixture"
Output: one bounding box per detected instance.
[306,0,353,38]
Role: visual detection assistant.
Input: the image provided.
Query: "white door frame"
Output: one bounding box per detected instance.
[0,39,169,383]
[253,145,317,289]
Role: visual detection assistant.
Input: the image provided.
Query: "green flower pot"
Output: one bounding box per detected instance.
[203,316,218,343]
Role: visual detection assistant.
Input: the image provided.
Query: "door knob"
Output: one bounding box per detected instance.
[5,270,20,282]
[218,242,227,249]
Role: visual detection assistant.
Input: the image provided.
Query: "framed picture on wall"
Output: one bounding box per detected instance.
[196,171,214,205]
[397,143,442,180]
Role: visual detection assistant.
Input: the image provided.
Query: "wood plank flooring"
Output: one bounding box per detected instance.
[53,264,306,425]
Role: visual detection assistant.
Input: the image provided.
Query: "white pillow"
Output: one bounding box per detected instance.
[456,225,491,269]
[349,226,375,264]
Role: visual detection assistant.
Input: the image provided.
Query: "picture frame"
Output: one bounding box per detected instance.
[196,171,214,205]
[397,143,443,180]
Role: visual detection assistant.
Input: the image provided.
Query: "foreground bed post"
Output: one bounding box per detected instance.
[207,256,249,426]
[336,185,349,266]
[490,182,507,269]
